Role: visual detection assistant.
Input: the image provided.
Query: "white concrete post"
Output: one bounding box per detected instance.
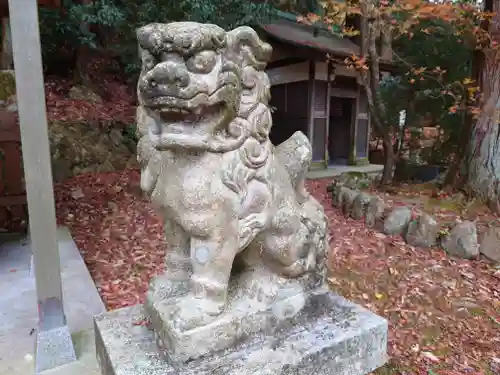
[7,0,77,372]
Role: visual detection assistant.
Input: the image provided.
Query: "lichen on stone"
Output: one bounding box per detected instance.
[0,70,16,101]
[48,120,138,182]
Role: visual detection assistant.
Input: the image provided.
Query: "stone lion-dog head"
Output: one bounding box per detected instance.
[136,22,275,198]
[136,22,272,151]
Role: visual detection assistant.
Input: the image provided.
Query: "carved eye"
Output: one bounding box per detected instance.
[141,49,156,71]
[186,51,217,74]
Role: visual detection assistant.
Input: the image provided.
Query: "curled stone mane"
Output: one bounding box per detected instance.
[137,22,227,56]
[220,27,274,202]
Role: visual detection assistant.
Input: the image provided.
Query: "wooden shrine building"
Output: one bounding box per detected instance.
[258,10,394,170]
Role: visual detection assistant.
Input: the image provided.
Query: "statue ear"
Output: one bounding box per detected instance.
[226,26,272,70]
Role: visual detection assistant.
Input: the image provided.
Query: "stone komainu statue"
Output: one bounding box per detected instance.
[136,22,328,332]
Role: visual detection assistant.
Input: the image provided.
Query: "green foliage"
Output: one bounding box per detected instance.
[379,75,409,130]
[39,0,273,75]
[39,1,124,70]
[274,0,319,14]
[383,18,475,164]
[39,5,80,67]
[75,2,125,28]
[109,0,273,74]
[123,124,138,143]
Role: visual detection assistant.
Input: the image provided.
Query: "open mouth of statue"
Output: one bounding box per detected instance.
[157,106,200,123]
[143,97,230,151]
[145,97,226,127]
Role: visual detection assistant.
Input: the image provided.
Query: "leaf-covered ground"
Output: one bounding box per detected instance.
[54,171,499,375]
[45,71,136,124]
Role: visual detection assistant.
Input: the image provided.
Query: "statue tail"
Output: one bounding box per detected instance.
[274,131,312,204]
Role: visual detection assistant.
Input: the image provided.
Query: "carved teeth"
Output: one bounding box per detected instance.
[160,107,191,114]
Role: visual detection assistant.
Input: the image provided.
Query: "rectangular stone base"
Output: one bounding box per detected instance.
[36,325,77,373]
[94,291,388,375]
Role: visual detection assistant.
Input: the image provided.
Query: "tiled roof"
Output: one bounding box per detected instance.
[260,18,360,58]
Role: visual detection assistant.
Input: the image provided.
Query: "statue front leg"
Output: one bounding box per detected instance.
[169,224,239,330]
[163,219,191,280]
[148,219,190,301]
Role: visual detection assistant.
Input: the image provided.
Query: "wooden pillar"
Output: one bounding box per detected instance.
[8,0,76,372]
[351,77,371,165]
[323,62,333,168]
[350,86,360,165]
[307,59,316,146]
[1,16,13,69]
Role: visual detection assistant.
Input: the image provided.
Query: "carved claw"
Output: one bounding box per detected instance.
[170,294,224,331]
[148,275,189,301]
[279,248,316,278]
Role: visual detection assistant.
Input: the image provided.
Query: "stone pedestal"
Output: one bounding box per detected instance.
[144,266,326,364]
[94,286,388,375]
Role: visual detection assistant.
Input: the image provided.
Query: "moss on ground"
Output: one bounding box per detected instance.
[373,362,414,375]
[344,171,369,179]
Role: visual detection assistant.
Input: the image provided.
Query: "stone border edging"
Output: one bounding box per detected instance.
[326,179,499,262]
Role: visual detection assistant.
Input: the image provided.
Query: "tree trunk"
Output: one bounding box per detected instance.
[357,0,395,186]
[444,112,473,188]
[380,134,394,186]
[445,45,482,190]
[466,0,500,211]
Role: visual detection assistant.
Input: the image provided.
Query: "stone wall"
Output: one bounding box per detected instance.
[49,121,138,182]
[0,71,138,182]
[327,175,500,263]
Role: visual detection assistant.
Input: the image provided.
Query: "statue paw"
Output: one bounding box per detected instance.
[280,249,317,278]
[169,294,225,331]
[148,275,189,301]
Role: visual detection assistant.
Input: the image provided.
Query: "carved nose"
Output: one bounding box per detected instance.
[143,61,190,89]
